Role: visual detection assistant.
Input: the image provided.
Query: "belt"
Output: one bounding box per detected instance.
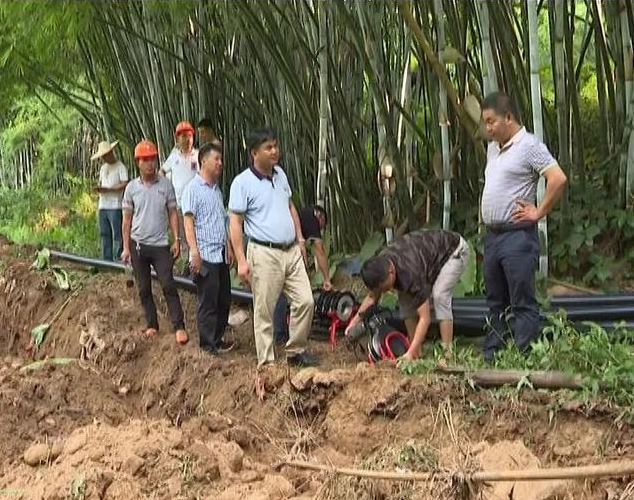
[485,222,535,234]
[250,238,296,251]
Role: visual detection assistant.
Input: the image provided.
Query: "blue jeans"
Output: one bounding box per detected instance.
[273,293,289,342]
[483,227,540,361]
[98,209,123,261]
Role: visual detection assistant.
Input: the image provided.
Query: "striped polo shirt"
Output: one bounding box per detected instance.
[180,174,226,264]
[481,127,558,225]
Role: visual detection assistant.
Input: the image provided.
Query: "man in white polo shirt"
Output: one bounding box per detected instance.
[480,91,567,362]
[229,128,317,368]
[91,140,128,261]
[161,121,199,265]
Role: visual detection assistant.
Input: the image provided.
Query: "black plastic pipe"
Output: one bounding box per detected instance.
[454,295,634,307]
[50,250,634,324]
[49,250,253,304]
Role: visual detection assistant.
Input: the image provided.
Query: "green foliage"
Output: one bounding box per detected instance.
[549,189,634,288]
[401,313,634,409]
[0,186,99,256]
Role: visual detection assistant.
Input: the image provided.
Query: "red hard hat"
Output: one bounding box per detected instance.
[134,140,158,160]
[174,121,194,136]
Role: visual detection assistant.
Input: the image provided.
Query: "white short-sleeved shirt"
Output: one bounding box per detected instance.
[481,127,558,225]
[98,161,128,210]
[161,148,199,208]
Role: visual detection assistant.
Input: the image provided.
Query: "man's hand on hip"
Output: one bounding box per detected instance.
[511,199,540,223]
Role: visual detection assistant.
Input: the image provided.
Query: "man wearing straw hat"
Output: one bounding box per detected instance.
[92,140,128,261]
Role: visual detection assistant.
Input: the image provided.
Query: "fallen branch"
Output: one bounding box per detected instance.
[281,459,634,483]
[434,365,598,390]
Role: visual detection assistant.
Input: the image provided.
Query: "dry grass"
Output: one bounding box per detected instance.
[316,398,483,500]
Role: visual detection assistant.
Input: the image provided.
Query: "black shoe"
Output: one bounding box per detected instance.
[287,351,319,367]
[216,339,236,353]
[201,346,218,356]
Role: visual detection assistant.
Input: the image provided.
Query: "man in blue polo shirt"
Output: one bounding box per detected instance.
[228,128,317,367]
[182,142,234,354]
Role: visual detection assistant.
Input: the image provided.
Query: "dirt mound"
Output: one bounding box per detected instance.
[1,243,634,499]
[3,418,313,500]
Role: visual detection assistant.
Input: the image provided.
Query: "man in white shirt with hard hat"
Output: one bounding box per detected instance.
[161,121,199,266]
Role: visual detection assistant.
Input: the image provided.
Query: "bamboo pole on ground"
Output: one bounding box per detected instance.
[281,459,634,483]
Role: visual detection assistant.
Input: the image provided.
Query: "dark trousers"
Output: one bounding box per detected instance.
[483,227,540,360]
[273,293,289,342]
[130,241,185,331]
[98,209,123,261]
[193,261,231,351]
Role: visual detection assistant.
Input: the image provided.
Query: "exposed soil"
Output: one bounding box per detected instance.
[1,237,633,499]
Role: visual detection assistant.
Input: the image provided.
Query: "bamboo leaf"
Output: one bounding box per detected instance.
[20,357,75,372]
[31,248,50,270]
[30,323,51,351]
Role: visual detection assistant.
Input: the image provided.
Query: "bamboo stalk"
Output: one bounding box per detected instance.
[433,0,451,231]
[316,0,328,207]
[475,0,497,95]
[621,0,634,206]
[282,459,634,483]
[528,0,548,281]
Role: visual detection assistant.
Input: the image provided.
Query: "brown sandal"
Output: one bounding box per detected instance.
[175,329,189,345]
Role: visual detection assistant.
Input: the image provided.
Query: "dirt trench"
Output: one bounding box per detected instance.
[0,240,633,499]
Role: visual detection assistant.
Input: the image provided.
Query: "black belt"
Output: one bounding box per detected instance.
[250,238,296,251]
[486,222,536,234]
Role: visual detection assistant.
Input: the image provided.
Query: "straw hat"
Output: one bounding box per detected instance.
[91,140,119,161]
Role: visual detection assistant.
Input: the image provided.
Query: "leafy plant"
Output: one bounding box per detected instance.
[30,324,51,352]
[31,248,51,270]
[69,476,86,500]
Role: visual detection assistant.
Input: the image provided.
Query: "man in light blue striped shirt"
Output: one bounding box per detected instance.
[182,142,235,354]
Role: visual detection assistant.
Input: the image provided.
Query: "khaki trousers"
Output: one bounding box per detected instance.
[247,242,314,365]
[399,237,470,321]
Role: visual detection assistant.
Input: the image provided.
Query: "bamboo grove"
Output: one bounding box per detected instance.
[0,0,633,261]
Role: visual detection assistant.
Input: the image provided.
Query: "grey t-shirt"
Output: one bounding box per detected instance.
[122,176,177,246]
[481,127,557,225]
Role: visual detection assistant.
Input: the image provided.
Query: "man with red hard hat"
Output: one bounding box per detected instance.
[121,140,189,345]
[161,121,199,266]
